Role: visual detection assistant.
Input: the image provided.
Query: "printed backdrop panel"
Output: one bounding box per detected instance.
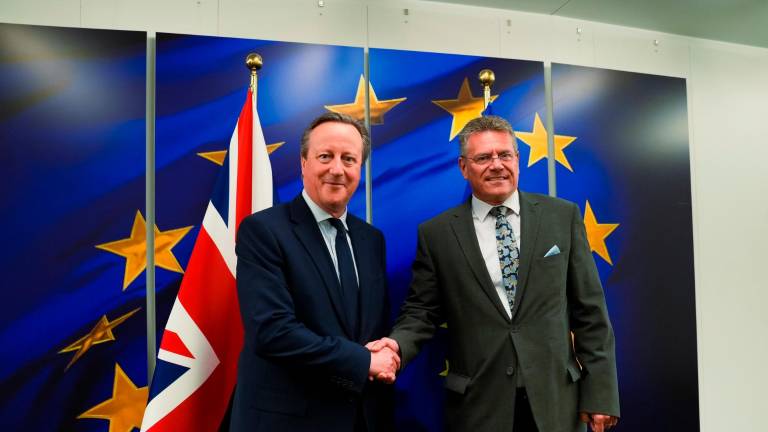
[369,47,546,431]
[0,24,146,431]
[552,63,699,431]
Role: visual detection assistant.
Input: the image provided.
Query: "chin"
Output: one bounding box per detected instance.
[486,186,511,195]
[320,197,346,210]
[482,191,513,203]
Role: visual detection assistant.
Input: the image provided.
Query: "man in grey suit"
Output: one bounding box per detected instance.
[368,116,620,431]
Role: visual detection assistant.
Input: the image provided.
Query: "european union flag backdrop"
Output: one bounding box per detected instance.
[0,23,700,431]
[0,24,147,430]
[552,64,699,430]
[369,48,546,431]
[154,34,365,353]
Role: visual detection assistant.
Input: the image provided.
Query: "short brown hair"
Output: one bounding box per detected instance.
[458,115,518,156]
[300,112,371,161]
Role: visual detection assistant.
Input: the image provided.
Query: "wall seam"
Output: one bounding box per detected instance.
[145,31,157,385]
[364,4,372,224]
[544,61,556,197]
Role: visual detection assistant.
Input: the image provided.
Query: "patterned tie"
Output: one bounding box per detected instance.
[490,206,519,310]
[328,218,359,334]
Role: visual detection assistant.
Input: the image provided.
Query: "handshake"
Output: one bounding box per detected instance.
[365,337,400,384]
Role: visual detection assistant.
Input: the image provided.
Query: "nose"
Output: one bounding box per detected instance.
[328,156,344,174]
[489,154,504,169]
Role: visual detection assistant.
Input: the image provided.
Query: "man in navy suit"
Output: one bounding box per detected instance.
[230,112,398,432]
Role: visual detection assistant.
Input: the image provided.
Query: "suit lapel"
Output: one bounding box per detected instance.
[450,200,511,322]
[289,196,354,337]
[512,191,541,320]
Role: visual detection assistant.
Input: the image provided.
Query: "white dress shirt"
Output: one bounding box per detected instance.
[471,191,521,318]
[302,190,359,282]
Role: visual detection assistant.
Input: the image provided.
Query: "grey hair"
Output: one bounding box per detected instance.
[457,115,518,156]
[300,112,371,161]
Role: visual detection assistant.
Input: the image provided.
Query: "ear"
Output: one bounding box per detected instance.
[300,156,307,176]
[458,156,469,180]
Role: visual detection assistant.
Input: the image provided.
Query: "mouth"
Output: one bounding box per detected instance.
[485,175,509,181]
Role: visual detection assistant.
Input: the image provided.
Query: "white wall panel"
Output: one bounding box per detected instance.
[220,0,366,47]
[0,0,81,28]
[593,23,690,78]
[81,0,219,34]
[367,2,499,57]
[501,12,596,66]
[688,41,768,432]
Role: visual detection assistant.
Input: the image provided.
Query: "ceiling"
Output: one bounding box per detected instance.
[419,0,768,48]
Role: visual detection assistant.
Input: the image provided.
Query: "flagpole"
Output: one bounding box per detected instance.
[478,69,495,111]
[246,53,263,98]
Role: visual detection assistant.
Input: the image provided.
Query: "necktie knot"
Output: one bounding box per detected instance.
[490,206,509,218]
[328,218,346,233]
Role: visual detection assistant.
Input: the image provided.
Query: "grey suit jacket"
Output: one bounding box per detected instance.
[390,191,619,432]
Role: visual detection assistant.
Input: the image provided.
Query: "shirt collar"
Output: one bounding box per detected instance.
[302,189,349,228]
[471,190,520,222]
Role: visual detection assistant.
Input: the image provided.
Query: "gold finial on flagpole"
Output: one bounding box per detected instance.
[478,69,495,111]
[246,53,263,96]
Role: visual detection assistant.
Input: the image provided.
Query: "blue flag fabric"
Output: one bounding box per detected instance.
[0,24,147,431]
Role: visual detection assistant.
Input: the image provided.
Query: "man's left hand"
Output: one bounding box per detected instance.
[579,412,618,432]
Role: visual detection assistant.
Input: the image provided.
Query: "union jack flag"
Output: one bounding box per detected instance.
[141,88,273,431]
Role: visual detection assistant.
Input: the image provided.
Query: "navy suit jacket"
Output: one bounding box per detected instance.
[230,195,393,432]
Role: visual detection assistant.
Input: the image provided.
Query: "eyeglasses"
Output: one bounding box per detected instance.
[462,152,517,165]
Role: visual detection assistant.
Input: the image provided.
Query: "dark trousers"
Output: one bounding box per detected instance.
[354,400,367,432]
[514,388,538,432]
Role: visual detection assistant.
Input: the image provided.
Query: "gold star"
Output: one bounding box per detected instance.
[197,150,228,165]
[432,77,498,141]
[266,142,285,155]
[583,201,619,265]
[78,363,148,432]
[59,308,141,370]
[96,211,193,290]
[197,142,284,166]
[515,112,577,171]
[325,75,406,124]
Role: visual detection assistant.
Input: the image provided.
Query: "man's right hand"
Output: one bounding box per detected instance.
[366,337,400,355]
[579,412,618,432]
[366,338,401,384]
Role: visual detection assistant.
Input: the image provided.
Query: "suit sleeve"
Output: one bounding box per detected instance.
[235,215,370,393]
[567,203,621,416]
[389,225,443,366]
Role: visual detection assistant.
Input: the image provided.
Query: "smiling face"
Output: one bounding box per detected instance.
[458,130,520,206]
[301,121,364,217]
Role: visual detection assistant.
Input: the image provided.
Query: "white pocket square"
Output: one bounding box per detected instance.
[544,245,560,257]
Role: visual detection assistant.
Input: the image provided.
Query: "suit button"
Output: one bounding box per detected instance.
[506,366,515,376]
